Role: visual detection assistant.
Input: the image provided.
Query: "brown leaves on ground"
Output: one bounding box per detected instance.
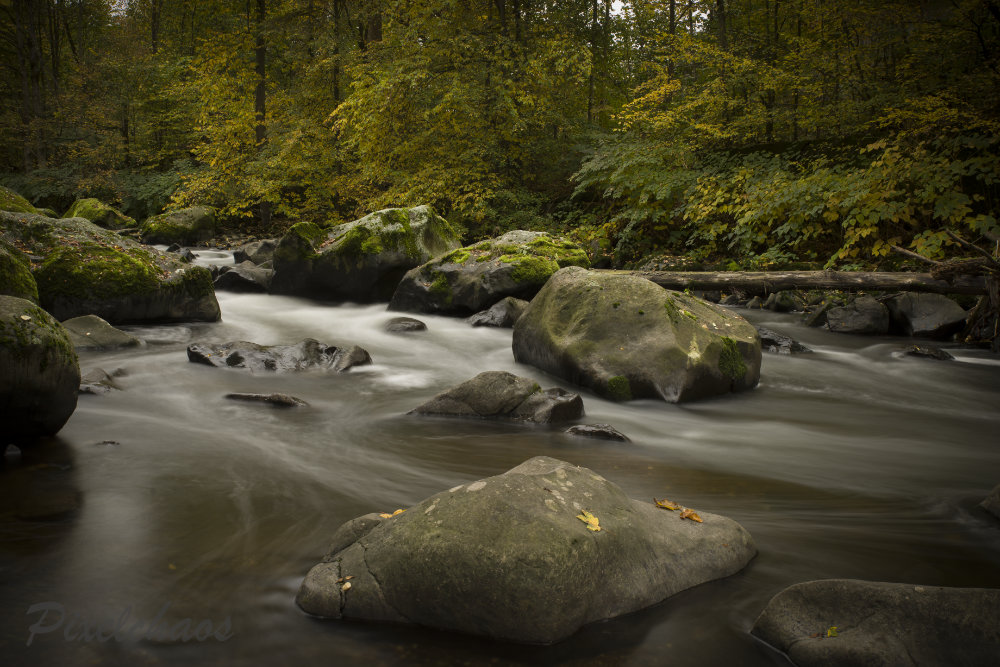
[654,497,703,523]
[654,497,682,510]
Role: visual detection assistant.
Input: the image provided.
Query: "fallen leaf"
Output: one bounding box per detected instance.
[20,315,31,321]
[335,575,354,584]
[654,497,682,511]
[168,564,176,570]
[679,508,703,523]
[392,508,405,516]
[826,626,838,637]
[576,510,602,532]
[379,508,406,518]
[341,582,352,592]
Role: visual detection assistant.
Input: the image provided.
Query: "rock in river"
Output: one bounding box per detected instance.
[564,423,631,442]
[512,267,761,403]
[751,579,1000,666]
[62,314,141,350]
[982,484,1000,520]
[297,456,756,643]
[468,296,530,328]
[187,339,372,374]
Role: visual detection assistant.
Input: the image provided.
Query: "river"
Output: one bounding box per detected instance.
[2,249,1000,666]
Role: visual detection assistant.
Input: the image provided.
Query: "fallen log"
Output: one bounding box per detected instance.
[606,270,988,295]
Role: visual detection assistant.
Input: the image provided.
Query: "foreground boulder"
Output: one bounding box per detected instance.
[0,238,39,302]
[826,295,889,335]
[982,484,1000,519]
[886,292,967,339]
[409,371,583,424]
[62,314,141,349]
[389,230,590,315]
[1,211,220,323]
[187,339,371,373]
[513,267,761,403]
[751,579,1000,666]
[297,456,756,643]
[63,198,136,230]
[140,206,217,245]
[271,206,461,301]
[0,295,80,439]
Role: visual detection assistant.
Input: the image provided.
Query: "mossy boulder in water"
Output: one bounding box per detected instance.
[296,456,756,643]
[0,295,80,440]
[389,230,590,315]
[63,198,136,230]
[270,205,461,301]
[1,211,220,323]
[0,185,38,214]
[0,238,39,302]
[512,267,761,403]
[140,206,217,245]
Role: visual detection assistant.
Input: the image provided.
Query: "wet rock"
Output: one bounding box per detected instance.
[980,484,1000,519]
[902,344,954,361]
[746,296,764,309]
[468,296,530,328]
[139,206,217,245]
[801,298,840,328]
[756,326,811,354]
[79,368,121,395]
[297,456,756,643]
[166,243,182,252]
[564,424,630,442]
[389,230,589,316]
[384,316,427,333]
[512,267,761,403]
[720,294,742,306]
[178,248,196,263]
[224,392,308,407]
[62,314,141,350]
[826,295,889,335]
[213,260,273,293]
[0,295,80,439]
[751,579,1000,667]
[409,371,583,424]
[233,239,276,265]
[765,290,804,313]
[187,339,372,374]
[886,292,967,339]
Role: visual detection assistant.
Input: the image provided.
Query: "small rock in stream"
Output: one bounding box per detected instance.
[902,344,954,361]
[756,326,811,354]
[564,424,631,442]
[384,317,427,333]
[225,393,309,407]
[187,339,372,374]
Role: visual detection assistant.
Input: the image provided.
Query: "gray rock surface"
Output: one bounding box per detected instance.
[384,316,427,333]
[213,260,273,293]
[79,368,121,394]
[297,456,756,643]
[902,344,954,361]
[62,314,141,349]
[886,292,967,339]
[564,424,630,442]
[468,296,530,328]
[752,579,1000,666]
[187,339,372,374]
[826,295,889,335]
[757,326,811,354]
[233,239,277,265]
[224,392,308,407]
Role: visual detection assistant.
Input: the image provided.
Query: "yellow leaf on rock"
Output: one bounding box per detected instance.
[826,626,838,637]
[679,508,703,523]
[654,497,682,510]
[392,509,405,516]
[341,582,352,592]
[576,510,602,531]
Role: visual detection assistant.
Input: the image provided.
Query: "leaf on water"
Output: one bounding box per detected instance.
[341,582,352,592]
[576,510,602,531]
[654,497,682,510]
[826,626,838,637]
[679,508,703,523]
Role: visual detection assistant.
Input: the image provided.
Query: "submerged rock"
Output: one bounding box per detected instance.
[79,368,121,395]
[389,230,589,316]
[271,206,461,301]
[62,314,141,349]
[826,295,889,335]
[512,267,761,403]
[751,579,1000,666]
[564,424,630,442]
[756,326,811,354]
[902,344,954,361]
[63,198,136,230]
[224,392,308,407]
[0,295,80,439]
[981,484,1000,519]
[468,296,530,328]
[297,456,756,644]
[886,292,967,339]
[409,371,583,424]
[384,316,427,333]
[140,206,217,246]
[187,339,372,374]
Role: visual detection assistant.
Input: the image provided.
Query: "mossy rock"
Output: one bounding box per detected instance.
[389,230,591,315]
[0,295,80,440]
[140,206,217,246]
[0,185,37,214]
[0,238,39,303]
[271,205,461,301]
[63,198,136,230]
[512,267,761,403]
[1,210,220,324]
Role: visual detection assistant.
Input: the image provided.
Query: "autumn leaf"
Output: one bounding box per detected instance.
[654,497,682,511]
[379,509,406,518]
[826,626,838,638]
[341,582,352,592]
[576,510,602,532]
[679,508,703,523]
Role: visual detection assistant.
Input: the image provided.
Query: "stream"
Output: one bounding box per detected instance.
[2,249,1000,666]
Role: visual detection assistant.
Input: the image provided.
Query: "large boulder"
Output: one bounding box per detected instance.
[213,261,273,293]
[63,198,136,230]
[0,237,39,302]
[826,295,889,335]
[296,456,756,643]
[512,267,761,403]
[1,211,220,323]
[0,185,38,213]
[270,206,461,301]
[751,579,1000,666]
[409,371,584,424]
[62,314,141,350]
[885,292,967,339]
[233,239,276,265]
[187,339,372,374]
[139,206,217,246]
[388,230,590,315]
[0,295,80,439]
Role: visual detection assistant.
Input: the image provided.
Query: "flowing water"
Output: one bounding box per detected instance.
[3,249,1000,666]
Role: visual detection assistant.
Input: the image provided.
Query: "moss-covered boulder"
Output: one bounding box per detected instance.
[0,185,38,214]
[0,295,80,440]
[63,198,136,230]
[140,206,217,246]
[296,456,756,643]
[1,211,220,323]
[512,267,761,403]
[389,230,590,315]
[0,238,39,302]
[270,205,461,301]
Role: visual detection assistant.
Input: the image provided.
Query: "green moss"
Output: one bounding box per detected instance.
[64,198,136,230]
[0,186,37,214]
[429,272,450,295]
[509,256,559,285]
[638,309,645,315]
[0,239,39,302]
[0,299,78,372]
[173,265,215,299]
[719,337,747,381]
[290,221,326,243]
[683,309,698,321]
[442,249,471,264]
[663,298,679,321]
[35,243,161,302]
[607,375,633,402]
[612,301,620,309]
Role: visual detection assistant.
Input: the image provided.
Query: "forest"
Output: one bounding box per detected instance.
[3,0,999,269]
